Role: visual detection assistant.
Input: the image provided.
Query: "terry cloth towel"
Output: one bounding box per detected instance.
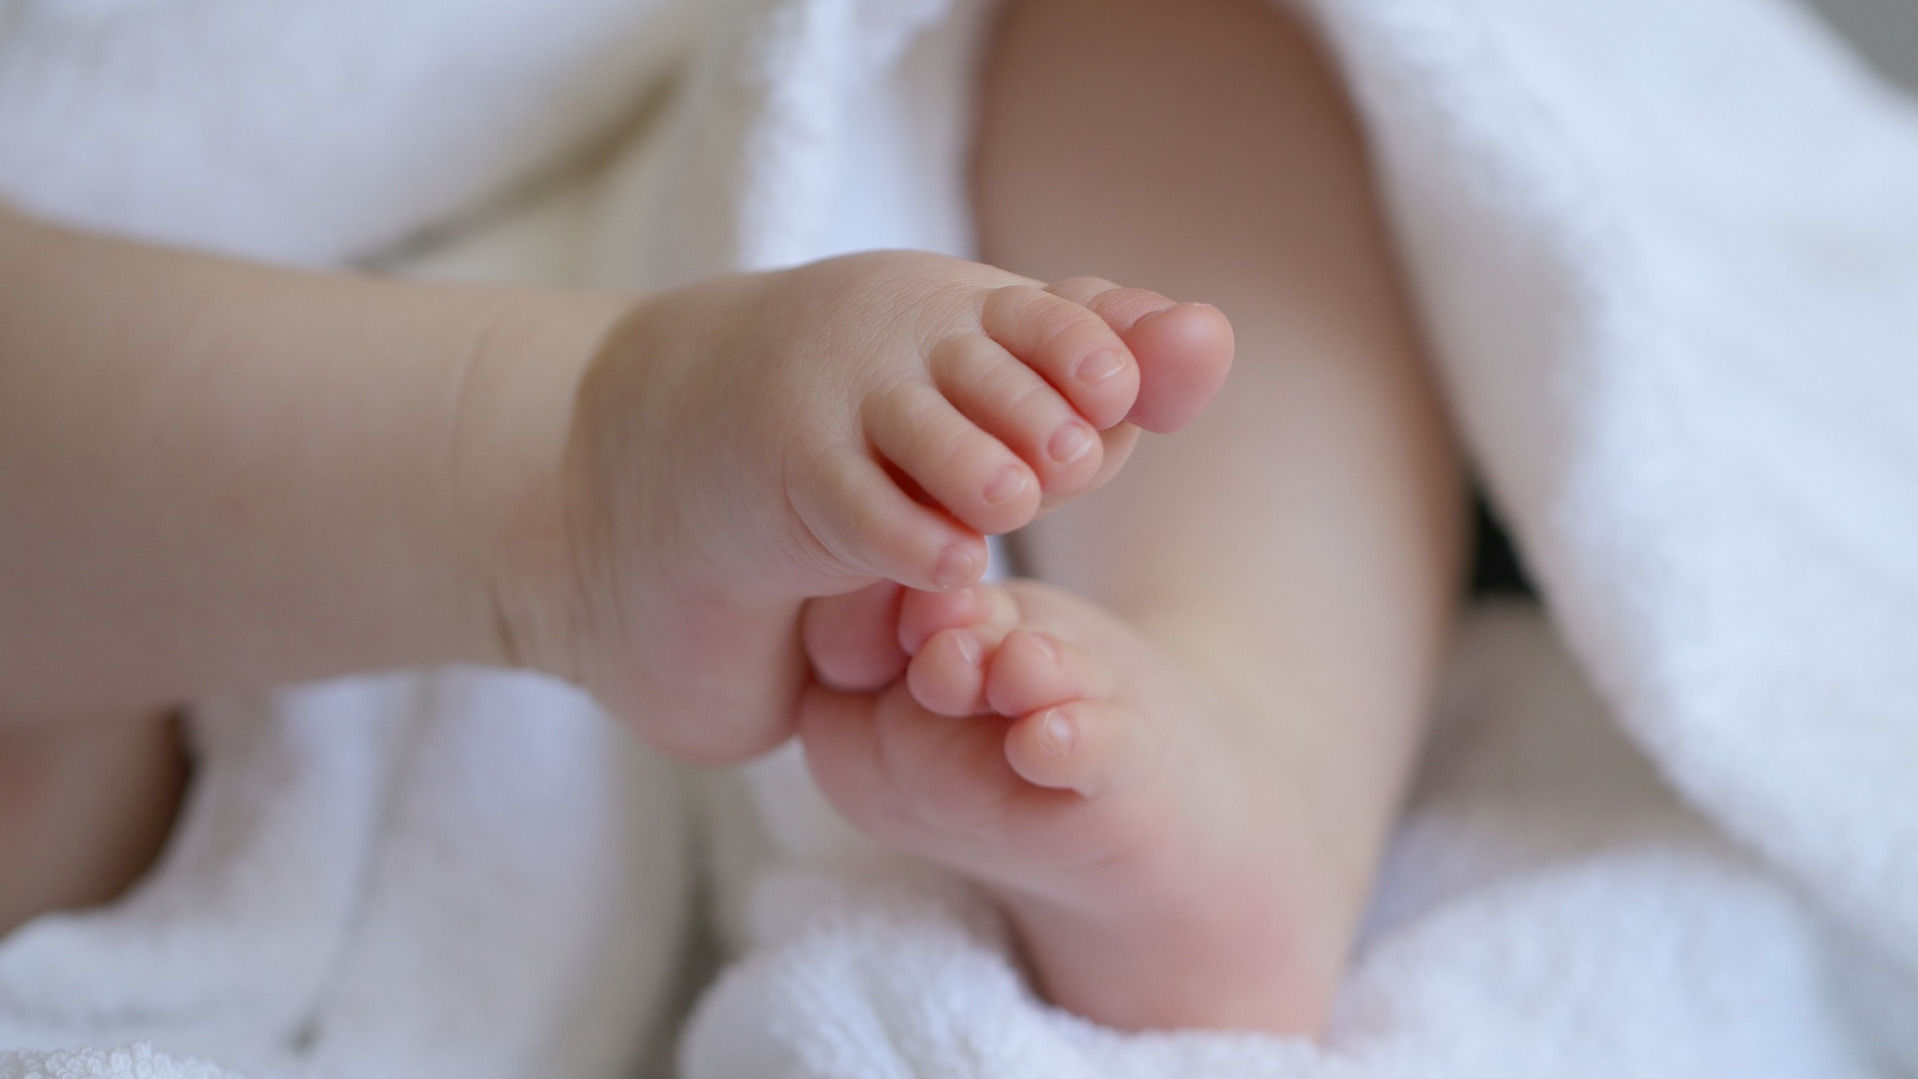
[0,670,692,1079]
[3,0,1916,1075]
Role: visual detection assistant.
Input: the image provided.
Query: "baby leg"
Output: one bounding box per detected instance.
[803,0,1465,1034]
[0,211,1229,931]
[978,0,1468,1023]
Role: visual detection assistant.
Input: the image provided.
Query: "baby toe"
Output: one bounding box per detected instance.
[802,584,908,691]
[983,627,1109,718]
[796,683,894,825]
[897,582,1017,654]
[905,628,991,717]
[979,284,1140,430]
[1118,302,1235,433]
[867,380,1042,536]
[901,582,1026,715]
[931,333,1105,500]
[790,447,988,591]
[1044,277,1178,331]
[1004,699,1128,796]
[1045,280,1235,434]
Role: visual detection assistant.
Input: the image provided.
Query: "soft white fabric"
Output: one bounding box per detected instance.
[0,670,691,1079]
[2,0,1914,1075]
[0,0,700,264]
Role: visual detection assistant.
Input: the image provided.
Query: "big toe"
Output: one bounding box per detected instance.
[802,583,908,691]
[1123,302,1234,432]
[1049,279,1235,434]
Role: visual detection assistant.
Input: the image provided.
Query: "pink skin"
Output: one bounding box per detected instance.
[798,578,1344,1034]
[543,252,1233,763]
[0,238,1238,937]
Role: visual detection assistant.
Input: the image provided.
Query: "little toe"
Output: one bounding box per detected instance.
[802,583,908,691]
[1005,700,1128,796]
[866,380,1041,536]
[930,333,1105,499]
[979,285,1141,430]
[1046,278,1235,434]
[790,447,988,591]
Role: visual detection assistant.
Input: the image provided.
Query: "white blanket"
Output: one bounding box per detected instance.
[3,0,1915,1075]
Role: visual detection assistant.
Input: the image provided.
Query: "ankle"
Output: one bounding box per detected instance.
[448,289,630,681]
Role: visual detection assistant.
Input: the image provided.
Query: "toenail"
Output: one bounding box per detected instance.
[1075,349,1125,384]
[933,545,979,590]
[983,464,1029,504]
[1027,632,1060,663]
[1039,708,1077,757]
[1046,422,1095,464]
[954,632,983,669]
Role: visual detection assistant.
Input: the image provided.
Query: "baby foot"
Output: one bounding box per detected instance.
[798,579,1350,1034]
[534,253,1232,763]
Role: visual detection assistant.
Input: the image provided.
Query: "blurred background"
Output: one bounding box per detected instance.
[1801,0,1918,87]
